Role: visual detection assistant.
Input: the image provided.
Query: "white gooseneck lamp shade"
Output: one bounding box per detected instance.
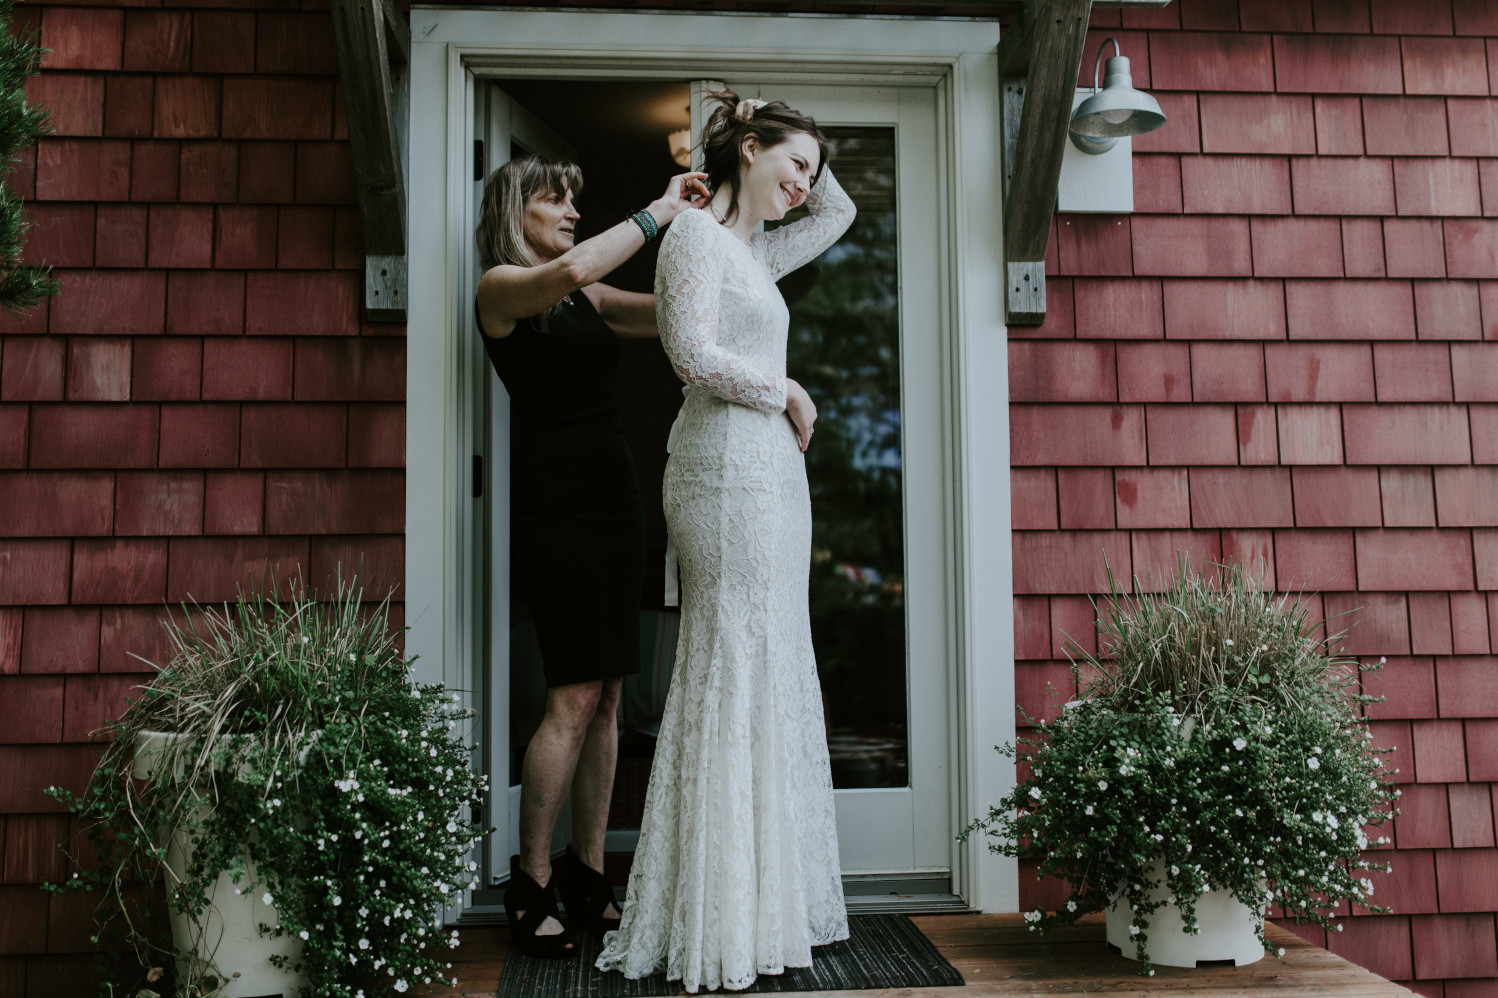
[1069,38,1167,155]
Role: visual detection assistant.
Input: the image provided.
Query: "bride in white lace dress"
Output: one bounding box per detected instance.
[595,92,855,992]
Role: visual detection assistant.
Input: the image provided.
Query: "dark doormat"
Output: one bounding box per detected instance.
[496,913,965,997]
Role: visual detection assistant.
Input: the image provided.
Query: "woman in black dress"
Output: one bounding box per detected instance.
[474,156,706,958]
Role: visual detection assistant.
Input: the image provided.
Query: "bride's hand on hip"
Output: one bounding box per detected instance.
[785,379,817,453]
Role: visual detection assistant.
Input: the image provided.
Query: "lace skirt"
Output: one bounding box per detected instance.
[595,400,849,992]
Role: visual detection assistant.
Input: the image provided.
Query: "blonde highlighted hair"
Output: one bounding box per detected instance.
[474,155,584,271]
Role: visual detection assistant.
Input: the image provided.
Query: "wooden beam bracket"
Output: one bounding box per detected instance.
[332,0,409,322]
[998,0,1097,326]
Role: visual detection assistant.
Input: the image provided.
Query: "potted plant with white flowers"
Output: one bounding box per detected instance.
[963,562,1399,975]
[47,576,490,998]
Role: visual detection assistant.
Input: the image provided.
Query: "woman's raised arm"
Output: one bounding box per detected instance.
[477,172,706,338]
[751,167,856,283]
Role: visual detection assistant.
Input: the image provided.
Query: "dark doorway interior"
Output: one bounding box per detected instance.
[496,80,690,834]
[497,79,690,611]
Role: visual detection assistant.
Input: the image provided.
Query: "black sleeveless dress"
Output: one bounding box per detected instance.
[479,291,644,687]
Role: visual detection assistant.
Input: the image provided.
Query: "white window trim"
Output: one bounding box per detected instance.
[405,6,1017,914]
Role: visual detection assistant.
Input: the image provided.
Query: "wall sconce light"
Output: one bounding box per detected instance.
[668,128,692,168]
[1068,38,1166,155]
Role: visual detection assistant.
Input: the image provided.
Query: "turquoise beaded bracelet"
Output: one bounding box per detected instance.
[630,209,659,241]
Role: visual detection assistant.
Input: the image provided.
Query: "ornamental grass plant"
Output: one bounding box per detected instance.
[47,577,490,998]
[963,561,1399,974]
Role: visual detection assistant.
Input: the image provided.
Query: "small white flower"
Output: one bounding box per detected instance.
[1224,639,1234,647]
[332,895,343,906]
[1029,787,1042,800]
[1098,780,1108,791]
[1232,738,1247,751]
[1307,757,1320,770]
[262,893,273,906]
[1277,947,1286,957]
[1084,805,1094,815]
[1066,900,1077,912]
[299,929,310,940]
[1129,924,1140,936]
[394,980,409,992]
[358,938,370,950]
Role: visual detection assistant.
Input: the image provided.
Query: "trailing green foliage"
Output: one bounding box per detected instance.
[0,0,58,315]
[46,578,490,997]
[962,562,1399,975]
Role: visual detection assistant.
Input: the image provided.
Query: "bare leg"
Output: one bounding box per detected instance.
[569,677,623,918]
[516,680,604,938]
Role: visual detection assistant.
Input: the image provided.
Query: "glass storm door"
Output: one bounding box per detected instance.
[721,82,952,886]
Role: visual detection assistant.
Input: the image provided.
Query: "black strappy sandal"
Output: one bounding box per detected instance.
[556,844,622,936]
[503,855,576,958]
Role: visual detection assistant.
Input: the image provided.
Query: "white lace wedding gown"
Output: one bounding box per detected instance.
[595,172,856,993]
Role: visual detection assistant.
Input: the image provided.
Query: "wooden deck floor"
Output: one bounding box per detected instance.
[415,913,1414,998]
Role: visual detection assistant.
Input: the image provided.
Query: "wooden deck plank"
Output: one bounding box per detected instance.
[415,914,1413,998]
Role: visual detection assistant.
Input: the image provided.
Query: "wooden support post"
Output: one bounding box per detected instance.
[999,0,1094,325]
[331,0,409,321]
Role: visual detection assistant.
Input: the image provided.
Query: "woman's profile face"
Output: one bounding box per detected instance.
[739,131,820,223]
[523,186,579,263]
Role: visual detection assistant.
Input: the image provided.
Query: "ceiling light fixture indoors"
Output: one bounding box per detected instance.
[668,127,691,168]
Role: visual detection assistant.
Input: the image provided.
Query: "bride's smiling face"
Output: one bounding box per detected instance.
[738,131,820,224]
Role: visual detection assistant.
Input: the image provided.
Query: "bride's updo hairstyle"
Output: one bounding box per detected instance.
[475,155,584,271]
[700,89,829,227]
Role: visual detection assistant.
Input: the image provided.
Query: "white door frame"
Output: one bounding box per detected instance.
[405,6,1017,915]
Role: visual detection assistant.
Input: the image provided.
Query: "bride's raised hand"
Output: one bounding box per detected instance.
[647,172,711,226]
[785,378,817,453]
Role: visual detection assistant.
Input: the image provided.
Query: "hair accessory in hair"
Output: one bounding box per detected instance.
[733,98,768,123]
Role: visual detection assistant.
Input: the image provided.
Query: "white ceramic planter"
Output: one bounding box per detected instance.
[133,731,309,998]
[1104,858,1265,968]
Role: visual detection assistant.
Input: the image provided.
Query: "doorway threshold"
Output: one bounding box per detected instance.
[844,873,971,915]
[461,874,971,926]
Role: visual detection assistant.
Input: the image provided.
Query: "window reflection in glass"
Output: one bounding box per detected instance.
[774,127,907,789]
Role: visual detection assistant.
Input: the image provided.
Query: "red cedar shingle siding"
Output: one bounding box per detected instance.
[3,0,1496,993]
[1015,5,1498,993]
[0,2,404,989]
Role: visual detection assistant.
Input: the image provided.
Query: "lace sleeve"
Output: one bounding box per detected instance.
[751,168,857,282]
[656,209,788,413]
